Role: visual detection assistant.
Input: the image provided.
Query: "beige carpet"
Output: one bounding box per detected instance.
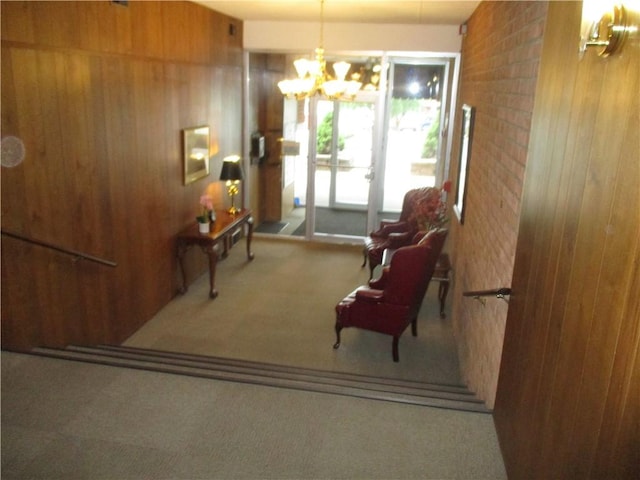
[1,351,506,479]
[124,236,462,386]
[2,238,507,479]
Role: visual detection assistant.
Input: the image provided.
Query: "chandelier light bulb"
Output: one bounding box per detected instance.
[277,0,374,101]
[333,61,351,81]
[294,58,310,78]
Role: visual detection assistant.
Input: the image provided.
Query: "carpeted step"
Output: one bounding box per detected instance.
[96,344,474,395]
[30,345,491,414]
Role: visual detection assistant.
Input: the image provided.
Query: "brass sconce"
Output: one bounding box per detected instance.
[580,2,638,57]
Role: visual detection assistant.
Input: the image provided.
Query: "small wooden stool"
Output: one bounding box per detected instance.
[432,253,451,318]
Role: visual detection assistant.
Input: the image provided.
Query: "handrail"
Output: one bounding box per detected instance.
[463,287,511,304]
[463,287,511,297]
[1,229,117,267]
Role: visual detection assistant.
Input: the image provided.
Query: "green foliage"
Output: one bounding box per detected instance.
[390,98,421,118]
[422,115,440,159]
[317,111,345,154]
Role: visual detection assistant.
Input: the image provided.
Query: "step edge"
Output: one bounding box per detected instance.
[30,348,491,413]
[94,344,473,393]
[68,345,480,400]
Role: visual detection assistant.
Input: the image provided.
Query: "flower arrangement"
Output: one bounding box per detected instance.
[196,194,213,224]
[413,181,451,231]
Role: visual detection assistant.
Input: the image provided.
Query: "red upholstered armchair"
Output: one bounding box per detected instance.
[362,186,442,278]
[335,228,448,362]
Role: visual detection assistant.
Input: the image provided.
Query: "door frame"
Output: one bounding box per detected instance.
[245,51,461,242]
[305,92,382,242]
[373,55,459,217]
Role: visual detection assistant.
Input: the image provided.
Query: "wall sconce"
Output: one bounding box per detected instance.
[219,155,244,214]
[580,2,638,57]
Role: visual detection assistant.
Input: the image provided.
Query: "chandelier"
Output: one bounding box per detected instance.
[278,0,363,101]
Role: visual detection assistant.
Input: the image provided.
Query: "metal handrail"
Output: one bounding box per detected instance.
[463,287,511,303]
[463,287,511,297]
[1,229,117,267]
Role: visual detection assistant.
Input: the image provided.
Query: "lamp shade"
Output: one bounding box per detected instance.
[219,155,244,181]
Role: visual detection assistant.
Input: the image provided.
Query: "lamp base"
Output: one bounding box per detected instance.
[227,189,240,215]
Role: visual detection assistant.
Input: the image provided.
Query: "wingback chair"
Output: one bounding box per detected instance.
[362,186,441,278]
[335,228,448,362]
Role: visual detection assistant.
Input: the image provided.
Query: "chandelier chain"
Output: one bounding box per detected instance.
[320,0,324,49]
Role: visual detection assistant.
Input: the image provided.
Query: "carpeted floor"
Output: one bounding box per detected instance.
[124,237,461,385]
[1,238,507,479]
[1,351,506,479]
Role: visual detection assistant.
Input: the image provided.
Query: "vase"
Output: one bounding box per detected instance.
[198,222,210,234]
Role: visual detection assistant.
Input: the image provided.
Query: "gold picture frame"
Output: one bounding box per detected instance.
[182,126,210,185]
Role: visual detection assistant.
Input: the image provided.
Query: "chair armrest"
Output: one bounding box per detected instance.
[355,288,384,303]
[369,267,390,289]
[387,232,412,248]
[370,221,408,238]
[379,219,400,227]
[412,230,429,243]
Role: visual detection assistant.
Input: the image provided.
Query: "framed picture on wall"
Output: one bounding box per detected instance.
[182,126,210,185]
[454,104,475,224]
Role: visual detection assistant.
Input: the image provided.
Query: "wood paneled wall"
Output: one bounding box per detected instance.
[247,53,286,222]
[494,2,639,477]
[1,1,244,350]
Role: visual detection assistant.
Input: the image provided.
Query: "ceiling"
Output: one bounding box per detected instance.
[193,1,480,25]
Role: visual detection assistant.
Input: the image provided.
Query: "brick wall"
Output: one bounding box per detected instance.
[451,1,548,408]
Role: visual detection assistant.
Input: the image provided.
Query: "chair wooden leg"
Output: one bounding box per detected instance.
[392,336,399,362]
[333,323,342,349]
[368,256,382,279]
[438,280,449,319]
[369,263,376,279]
[362,248,368,268]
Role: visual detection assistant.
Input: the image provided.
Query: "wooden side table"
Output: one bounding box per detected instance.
[176,209,254,299]
[432,253,451,319]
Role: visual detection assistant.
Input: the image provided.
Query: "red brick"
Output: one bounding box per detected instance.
[451,0,548,408]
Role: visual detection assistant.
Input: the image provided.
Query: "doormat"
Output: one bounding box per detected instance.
[255,221,288,234]
[292,208,367,237]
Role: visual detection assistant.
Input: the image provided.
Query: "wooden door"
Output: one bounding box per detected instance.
[493,2,639,478]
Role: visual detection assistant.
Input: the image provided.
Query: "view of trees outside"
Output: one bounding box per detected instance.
[316,111,344,155]
[389,97,440,155]
[382,97,440,211]
[293,96,441,212]
[314,100,374,207]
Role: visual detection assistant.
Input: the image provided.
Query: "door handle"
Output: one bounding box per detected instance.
[364,167,374,181]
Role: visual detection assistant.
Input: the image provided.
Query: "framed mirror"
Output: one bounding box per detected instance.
[454,104,475,224]
[182,126,210,185]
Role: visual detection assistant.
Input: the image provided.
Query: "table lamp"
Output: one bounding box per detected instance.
[219,155,244,214]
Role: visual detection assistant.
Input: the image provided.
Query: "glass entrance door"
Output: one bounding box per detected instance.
[378,60,448,214]
[285,57,453,242]
[311,97,376,239]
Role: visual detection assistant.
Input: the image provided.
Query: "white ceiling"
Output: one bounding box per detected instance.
[193,1,480,25]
